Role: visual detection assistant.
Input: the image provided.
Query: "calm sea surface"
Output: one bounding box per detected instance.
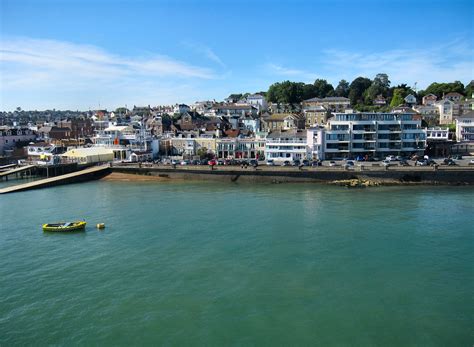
[0,180,473,345]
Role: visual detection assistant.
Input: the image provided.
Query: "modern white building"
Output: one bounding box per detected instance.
[323,113,426,159]
[455,113,474,142]
[265,130,308,163]
[306,127,325,160]
[425,127,449,141]
[246,94,268,112]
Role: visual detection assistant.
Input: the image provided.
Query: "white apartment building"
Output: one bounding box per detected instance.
[425,127,449,141]
[323,113,426,159]
[455,113,474,142]
[265,130,308,163]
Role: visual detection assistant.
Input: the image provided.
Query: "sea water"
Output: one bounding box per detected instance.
[0,181,473,345]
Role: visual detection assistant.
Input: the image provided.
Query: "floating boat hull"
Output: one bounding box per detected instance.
[42,221,86,232]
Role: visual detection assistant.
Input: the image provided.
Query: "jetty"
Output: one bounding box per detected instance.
[0,165,111,194]
[0,165,36,180]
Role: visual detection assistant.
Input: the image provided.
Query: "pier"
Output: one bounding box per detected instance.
[0,165,36,181]
[0,165,111,194]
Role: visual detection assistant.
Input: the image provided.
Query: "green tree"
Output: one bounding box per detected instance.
[424,81,465,98]
[334,79,350,97]
[313,79,334,98]
[374,73,390,89]
[197,147,213,160]
[364,73,391,104]
[390,88,405,107]
[348,77,372,105]
[465,80,474,98]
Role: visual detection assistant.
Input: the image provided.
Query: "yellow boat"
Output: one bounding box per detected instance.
[42,221,86,232]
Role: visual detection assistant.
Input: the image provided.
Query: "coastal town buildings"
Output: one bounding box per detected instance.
[455,112,474,142]
[0,127,37,156]
[303,96,350,113]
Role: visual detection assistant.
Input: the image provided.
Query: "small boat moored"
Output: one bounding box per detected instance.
[42,221,86,232]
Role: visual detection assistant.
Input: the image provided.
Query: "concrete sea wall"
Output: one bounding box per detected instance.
[111,165,474,185]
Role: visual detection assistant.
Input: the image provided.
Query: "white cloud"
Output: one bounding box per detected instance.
[321,40,474,89]
[0,37,221,110]
[265,63,313,79]
[181,41,226,68]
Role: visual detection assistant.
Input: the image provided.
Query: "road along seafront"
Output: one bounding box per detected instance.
[109,163,474,185]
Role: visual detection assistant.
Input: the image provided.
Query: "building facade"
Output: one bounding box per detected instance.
[323,113,426,159]
[455,113,474,142]
[265,130,307,163]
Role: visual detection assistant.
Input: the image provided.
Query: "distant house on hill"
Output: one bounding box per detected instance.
[444,92,464,103]
[422,93,437,106]
[404,94,417,105]
[373,95,387,106]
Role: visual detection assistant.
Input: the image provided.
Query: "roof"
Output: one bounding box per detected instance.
[104,125,131,132]
[457,110,474,119]
[224,129,240,138]
[214,104,255,110]
[265,113,303,121]
[445,92,464,97]
[304,96,349,103]
[63,147,114,157]
[267,129,307,139]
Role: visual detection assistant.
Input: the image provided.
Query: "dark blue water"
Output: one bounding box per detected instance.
[1,180,473,345]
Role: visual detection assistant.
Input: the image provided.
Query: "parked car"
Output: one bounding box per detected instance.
[399,159,410,166]
[344,160,355,169]
[302,160,310,166]
[453,155,463,160]
[217,159,224,165]
[282,160,291,166]
[470,159,474,165]
[443,158,457,166]
[416,160,428,166]
[382,160,392,167]
[249,159,258,167]
[171,160,179,165]
[266,159,275,166]
[311,160,322,167]
[293,159,301,166]
[208,159,217,166]
[386,155,397,161]
[180,160,190,165]
[328,161,337,167]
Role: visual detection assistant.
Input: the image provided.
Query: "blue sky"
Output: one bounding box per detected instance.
[1,0,473,111]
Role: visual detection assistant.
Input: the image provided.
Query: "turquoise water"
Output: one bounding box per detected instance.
[1,180,473,345]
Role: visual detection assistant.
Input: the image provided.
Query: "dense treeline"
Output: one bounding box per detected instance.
[263,75,473,109]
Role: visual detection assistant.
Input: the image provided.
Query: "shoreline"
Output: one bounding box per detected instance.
[108,165,474,186]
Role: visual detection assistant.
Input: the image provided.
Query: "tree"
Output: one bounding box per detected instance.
[266,81,306,104]
[348,77,372,105]
[313,79,334,98]
[424,81,465,98]
[197,147,213,160]
[334,80,350,97]
[464,80,474,98]
[364,73,391,104]
[374,73,390,89]
[390,88,405,107]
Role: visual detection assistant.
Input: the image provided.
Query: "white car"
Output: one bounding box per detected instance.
[469,159,474,165]
[386,155,397,161]
[328,161,337,167]
[266,159,275,166]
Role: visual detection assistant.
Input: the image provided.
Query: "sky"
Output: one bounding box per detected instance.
[1,0,473,111]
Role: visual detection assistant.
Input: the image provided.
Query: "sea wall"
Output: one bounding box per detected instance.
[110,165,474,185]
